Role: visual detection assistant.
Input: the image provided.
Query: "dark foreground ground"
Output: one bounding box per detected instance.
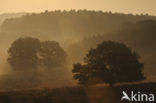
[0,83,155,103]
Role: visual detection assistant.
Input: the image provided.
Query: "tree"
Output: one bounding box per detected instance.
[8,37,40,71]
[8,37,67,71]
[39,41,67,69]
[72,41,145,86]
[7,37,68,88]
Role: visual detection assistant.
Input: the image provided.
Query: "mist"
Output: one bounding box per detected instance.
[0,10,156,91]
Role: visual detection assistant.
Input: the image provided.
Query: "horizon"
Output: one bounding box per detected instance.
[0,9,155,17]
[0,0,156,16]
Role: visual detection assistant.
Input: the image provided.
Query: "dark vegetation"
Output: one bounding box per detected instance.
[73,41,145,86]
[0,83,155,103]
[8,37,67,71]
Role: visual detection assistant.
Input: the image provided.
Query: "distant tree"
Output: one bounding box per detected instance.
[39,41,67,69]
[72,41,145,86]
[8,37,40,71]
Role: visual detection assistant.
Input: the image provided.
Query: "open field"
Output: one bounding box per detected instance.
[0,82,155,103]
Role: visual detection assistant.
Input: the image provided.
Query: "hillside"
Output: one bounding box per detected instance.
[0,13,25,29]
[1,10,156,40]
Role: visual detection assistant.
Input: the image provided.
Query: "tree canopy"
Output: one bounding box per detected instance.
[72,41,145,86]
[8,37,67,71]
[5,37,68,88]
[8,37,41,71]
[39,41,67,69]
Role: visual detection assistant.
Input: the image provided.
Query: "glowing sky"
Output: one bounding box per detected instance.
[0,0,156,15]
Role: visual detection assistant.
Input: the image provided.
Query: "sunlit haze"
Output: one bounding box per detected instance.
[0,0,156,15]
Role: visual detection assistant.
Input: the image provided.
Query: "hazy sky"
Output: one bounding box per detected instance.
[0,0,156,15]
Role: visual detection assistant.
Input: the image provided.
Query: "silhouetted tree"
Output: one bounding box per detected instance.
[72,41,145,86]
[39,41,67,69]
[8,37,40,71]
[70,20,156,77]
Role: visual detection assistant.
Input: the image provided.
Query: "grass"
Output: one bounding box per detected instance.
[0,82,155,103]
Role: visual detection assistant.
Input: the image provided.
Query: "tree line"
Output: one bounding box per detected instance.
[1,10,156,39]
